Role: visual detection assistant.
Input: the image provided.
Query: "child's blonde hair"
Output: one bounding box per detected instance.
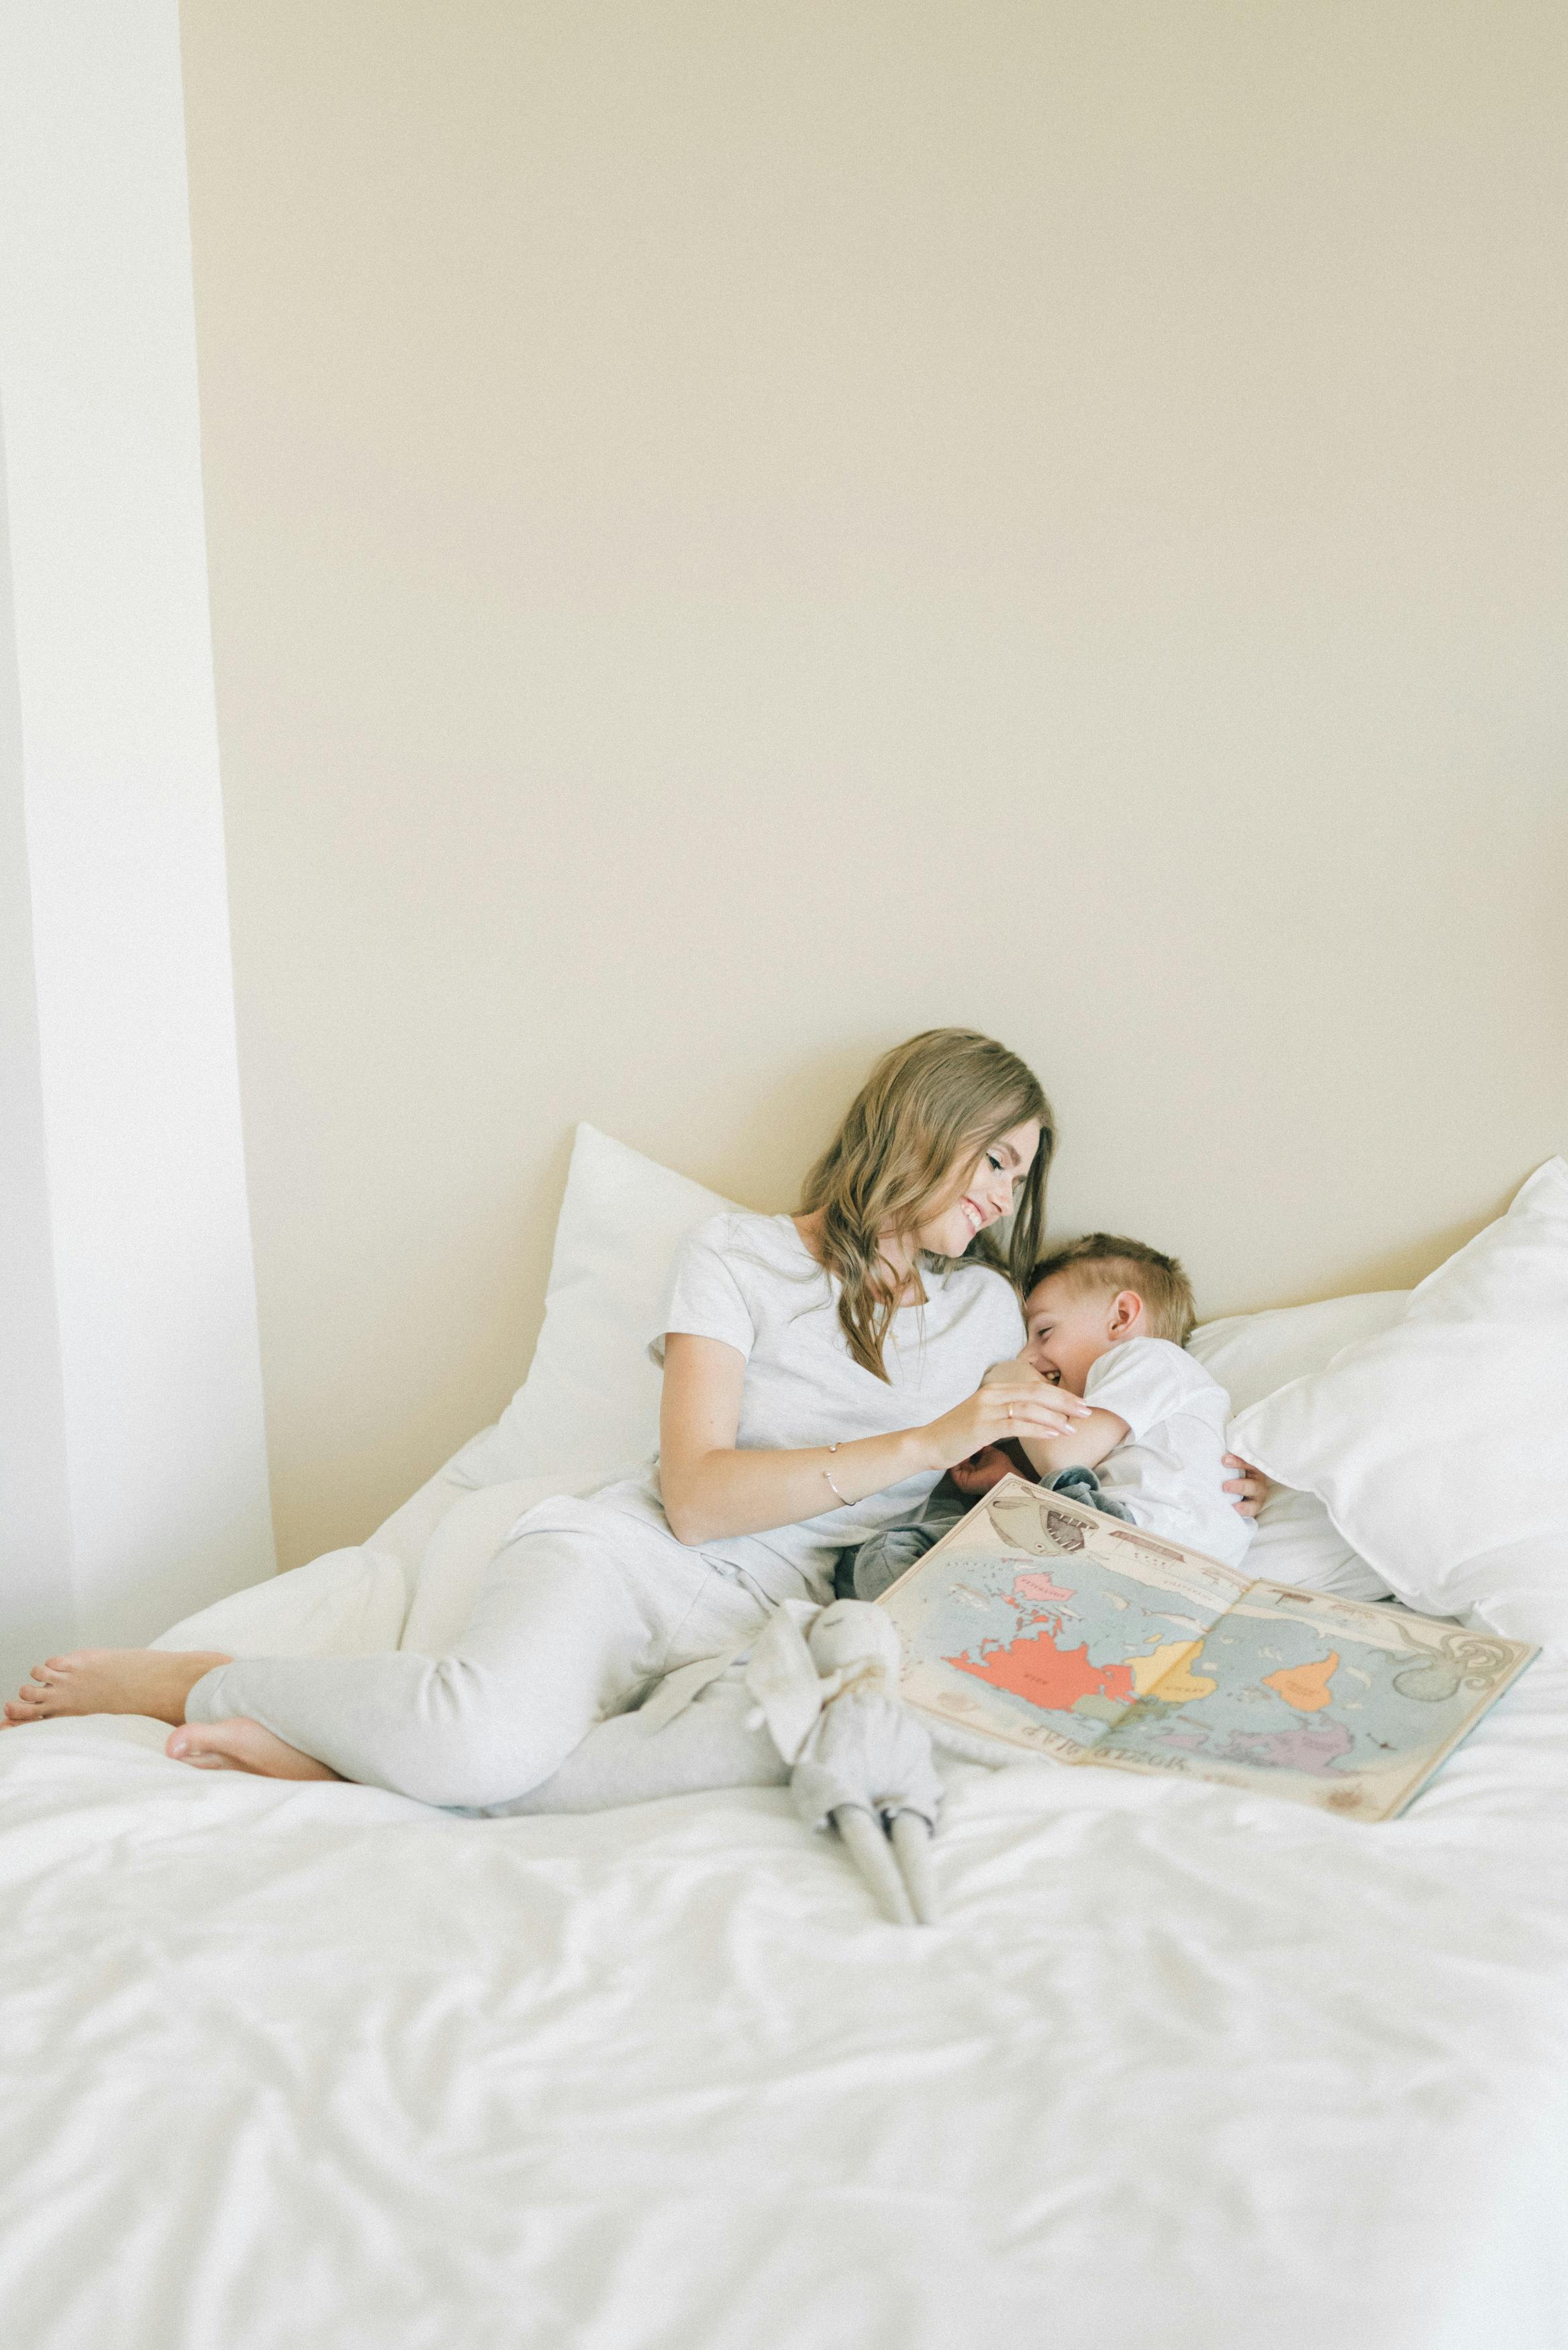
[1026,1231,1196,1346]
[801,1029,1054,1381]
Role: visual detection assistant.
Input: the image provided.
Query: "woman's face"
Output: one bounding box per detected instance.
[914,1119,1041,1258]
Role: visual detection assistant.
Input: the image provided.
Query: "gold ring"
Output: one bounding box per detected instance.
[1007,1403,1013,1420]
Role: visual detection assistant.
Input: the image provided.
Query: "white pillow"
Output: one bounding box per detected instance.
[448,1125,741,1491]
[1237,1483,1393,1603]
[1189,1291,1409,1601]
[1189,1290,1411,1413]
[152,1548,409,1657]
[1228,1158,1568,1643]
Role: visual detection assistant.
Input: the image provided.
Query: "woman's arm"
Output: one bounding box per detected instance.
[657,1333,1094,1548]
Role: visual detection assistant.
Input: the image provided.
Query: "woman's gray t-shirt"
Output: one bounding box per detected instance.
[598,1211,1024,1605]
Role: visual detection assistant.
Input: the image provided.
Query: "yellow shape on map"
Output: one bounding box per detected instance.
[1130,1640,1217,1703]
[1263,1650,1340,1712]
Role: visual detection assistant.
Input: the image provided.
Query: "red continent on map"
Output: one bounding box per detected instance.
[948,1628,1135,1713]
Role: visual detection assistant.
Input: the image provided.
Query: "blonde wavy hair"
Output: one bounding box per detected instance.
[799,1029,1054,1380]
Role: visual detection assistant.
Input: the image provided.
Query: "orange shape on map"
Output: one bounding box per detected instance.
[949,1628,1135,1715]
[1262,1650,1340,1713]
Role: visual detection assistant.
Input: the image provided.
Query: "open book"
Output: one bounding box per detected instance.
[876,1476,1536,1820]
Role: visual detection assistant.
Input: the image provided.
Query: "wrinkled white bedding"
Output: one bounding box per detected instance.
[3,1631,1566,2349]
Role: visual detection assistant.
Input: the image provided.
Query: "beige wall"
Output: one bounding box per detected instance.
[181,1,1567,1572]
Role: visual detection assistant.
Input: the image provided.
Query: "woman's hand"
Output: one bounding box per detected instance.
[1223,1455,1271,1519]
[920,1370,1092,1475]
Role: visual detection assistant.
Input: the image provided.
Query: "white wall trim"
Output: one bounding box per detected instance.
[0,0,275,1683]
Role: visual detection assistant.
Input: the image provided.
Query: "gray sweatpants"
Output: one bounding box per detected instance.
[184,1496,772,1809]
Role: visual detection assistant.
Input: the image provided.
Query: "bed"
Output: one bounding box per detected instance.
[3,1132,1565,2350]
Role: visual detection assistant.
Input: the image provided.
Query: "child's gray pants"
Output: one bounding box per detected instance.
[183,1496,772,1809]
[844,1466,1135,1601]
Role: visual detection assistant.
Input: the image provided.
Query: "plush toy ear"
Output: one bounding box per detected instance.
[638,1646,740,1731]
[742,1601,829,1764]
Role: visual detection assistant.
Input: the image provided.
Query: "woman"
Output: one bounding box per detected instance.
[5,1030,1264,1802]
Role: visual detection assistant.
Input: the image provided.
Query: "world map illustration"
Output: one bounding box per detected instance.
[879,1484,1534,1815]
[940,1562,1369,1774]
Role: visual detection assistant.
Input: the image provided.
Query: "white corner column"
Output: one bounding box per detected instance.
[0,0,275,1690]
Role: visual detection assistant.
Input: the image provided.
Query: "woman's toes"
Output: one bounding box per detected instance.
[168,1736,236,1773]
[167,1722,256,1775]
[26,1656,85,1690]
[166,1724,235,1770]
[166,1718,342,1781]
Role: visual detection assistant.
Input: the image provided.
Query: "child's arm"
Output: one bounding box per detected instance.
[980,1361,1128,1480]
[1016,1411,1128,1480]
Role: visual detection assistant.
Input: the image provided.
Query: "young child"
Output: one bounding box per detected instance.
[845,1232,1253,1597]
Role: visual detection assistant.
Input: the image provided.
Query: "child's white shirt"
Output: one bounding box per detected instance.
[1082,1337,1254,1569]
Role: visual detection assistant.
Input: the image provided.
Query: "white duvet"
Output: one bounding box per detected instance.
[3,1612,1566,2349]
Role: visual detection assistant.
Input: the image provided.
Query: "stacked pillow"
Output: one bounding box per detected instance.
[1187,1297,1408,1601]
[1228,1158,1568,1644]
[446,1123,735,1493]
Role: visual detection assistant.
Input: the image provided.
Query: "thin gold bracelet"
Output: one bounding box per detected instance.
[822,1442,848,1507]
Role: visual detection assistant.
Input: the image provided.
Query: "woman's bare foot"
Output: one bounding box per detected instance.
[1,1648,231,1729]
[166,1718,342,1782]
